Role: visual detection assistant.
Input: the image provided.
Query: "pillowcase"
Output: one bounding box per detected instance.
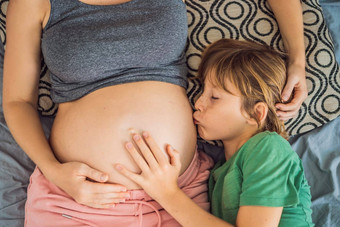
[185,0,340,136]
[0,0,339,136]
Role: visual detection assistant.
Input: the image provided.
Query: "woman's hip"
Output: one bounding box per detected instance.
[25,150,214,227]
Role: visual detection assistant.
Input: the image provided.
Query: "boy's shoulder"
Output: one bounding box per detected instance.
[239,131,297,163]
[243,131,289,149]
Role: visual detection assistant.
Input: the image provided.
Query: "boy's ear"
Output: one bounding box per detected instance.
[247,102,268,126]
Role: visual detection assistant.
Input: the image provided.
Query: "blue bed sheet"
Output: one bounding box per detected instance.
[320,0,340,64]
[290,117,340,226]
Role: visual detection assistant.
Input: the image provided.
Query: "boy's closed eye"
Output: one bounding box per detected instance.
[211,89,222,100]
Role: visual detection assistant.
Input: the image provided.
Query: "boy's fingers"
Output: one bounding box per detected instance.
[132,134,159,169]
[124,142,150,173]
[142,131,168,165]
[167,145,181,170]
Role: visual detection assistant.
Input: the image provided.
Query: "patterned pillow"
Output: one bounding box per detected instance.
[0,0,339,136]
[185,0,340,137]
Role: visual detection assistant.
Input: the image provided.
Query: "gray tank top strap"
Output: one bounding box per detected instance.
[43,0,77,32]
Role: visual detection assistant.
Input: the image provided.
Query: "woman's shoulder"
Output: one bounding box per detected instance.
[10,0,49,13]
[8,0,50,27]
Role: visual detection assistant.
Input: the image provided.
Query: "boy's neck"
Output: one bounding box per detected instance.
[222,129,257,160]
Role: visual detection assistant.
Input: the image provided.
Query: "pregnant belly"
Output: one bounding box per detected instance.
[49,81,197,189]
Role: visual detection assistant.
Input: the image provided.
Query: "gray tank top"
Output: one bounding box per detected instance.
[41,0,188,103]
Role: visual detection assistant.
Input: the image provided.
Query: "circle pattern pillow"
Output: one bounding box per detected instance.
[0,0,339,136]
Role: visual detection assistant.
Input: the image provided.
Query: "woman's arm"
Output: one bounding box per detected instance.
[3,0,128,208]
[267,0,308,121]
[116,132,282,227]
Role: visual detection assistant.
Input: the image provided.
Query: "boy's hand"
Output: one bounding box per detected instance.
[115,131,182,201]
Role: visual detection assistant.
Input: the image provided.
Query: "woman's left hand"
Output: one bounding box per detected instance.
[275,62,308,121]
[115,132,182,201]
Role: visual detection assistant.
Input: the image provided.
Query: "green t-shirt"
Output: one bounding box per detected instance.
[209,131,313,226]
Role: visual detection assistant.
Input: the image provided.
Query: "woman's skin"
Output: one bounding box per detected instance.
[50,82,197,189]
[3,0,306,209]
[267,0,308,121]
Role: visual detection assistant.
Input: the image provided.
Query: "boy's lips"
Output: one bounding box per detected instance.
[193,110,205,125]
[193,112,200,124]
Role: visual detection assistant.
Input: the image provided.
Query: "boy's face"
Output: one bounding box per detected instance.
[193,75,252,142]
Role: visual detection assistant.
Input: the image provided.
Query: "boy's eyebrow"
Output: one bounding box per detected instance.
[209,82,219,89]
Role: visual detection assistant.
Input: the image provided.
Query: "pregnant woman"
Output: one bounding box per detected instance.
[3,0,211,226]
[3,0,306,226]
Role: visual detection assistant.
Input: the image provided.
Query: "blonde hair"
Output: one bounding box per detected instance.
[198,39,288,139]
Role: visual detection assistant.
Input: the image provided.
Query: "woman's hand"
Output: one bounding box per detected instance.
[275,62,308,121]
[266,0,307,122]
[115,132,182,201]
[46,161,130,209]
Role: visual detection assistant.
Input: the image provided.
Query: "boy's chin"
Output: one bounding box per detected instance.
[198,127,219,141]
[198,132,217,141]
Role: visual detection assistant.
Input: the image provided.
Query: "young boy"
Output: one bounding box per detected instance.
[115,39,314,227]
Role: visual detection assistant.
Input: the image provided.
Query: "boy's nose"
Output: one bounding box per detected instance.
[194,94,205,112]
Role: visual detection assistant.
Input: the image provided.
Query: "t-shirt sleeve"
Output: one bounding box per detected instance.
[239,135,304,207]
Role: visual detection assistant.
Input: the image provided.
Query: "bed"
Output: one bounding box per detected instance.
[0,0,339,226]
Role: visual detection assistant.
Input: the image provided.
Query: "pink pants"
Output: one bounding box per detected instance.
[25,151,214,227]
